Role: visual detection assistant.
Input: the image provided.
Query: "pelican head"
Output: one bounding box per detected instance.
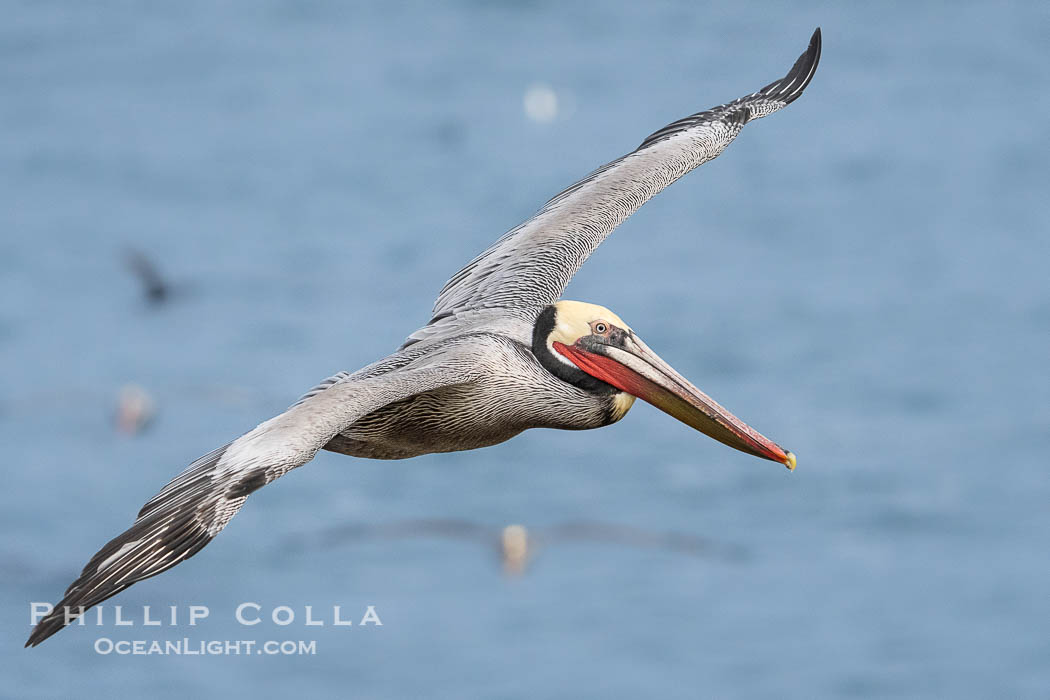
[533,300,795,469]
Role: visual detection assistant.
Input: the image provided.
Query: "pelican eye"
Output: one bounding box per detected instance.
[592,322,608,334]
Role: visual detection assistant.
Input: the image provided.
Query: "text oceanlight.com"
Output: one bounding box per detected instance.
[94,638,318,655]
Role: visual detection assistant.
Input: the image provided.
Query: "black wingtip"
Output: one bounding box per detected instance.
[25,618,58,648]
[25,601,86,647]
[809,26,822,73]
[807,26,822,72]
[635,27,823,150]
[759,26,822,106]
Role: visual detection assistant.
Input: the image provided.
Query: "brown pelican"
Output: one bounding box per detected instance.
[288,518,742,577]
[495,522,744,576]
[27,28,820,646]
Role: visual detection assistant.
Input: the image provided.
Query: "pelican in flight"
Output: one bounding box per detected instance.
[28,28,820,646]
[289,518,742,577]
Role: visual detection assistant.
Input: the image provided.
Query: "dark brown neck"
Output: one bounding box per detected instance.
[531,306,618,396]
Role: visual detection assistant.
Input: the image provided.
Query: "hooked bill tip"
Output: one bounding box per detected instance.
[784,451,797,471]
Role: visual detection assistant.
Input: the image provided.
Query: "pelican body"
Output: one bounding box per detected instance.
[28,29,820,646]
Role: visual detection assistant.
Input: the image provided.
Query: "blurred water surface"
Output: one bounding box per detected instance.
[2,2,1048,698]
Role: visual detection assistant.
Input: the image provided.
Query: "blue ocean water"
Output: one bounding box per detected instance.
[2,2,1048,697]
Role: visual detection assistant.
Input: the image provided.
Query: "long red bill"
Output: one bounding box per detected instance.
[554,340,795,470]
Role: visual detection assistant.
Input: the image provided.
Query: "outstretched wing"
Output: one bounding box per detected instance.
[26,362,478,647]
[430,28,820,318]
[540,520,737,560]
[289,518,495,550]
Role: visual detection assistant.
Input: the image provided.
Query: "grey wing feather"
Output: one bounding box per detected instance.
[428,28,820,319]
[26,361,479,647]
[289,370,352,408]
